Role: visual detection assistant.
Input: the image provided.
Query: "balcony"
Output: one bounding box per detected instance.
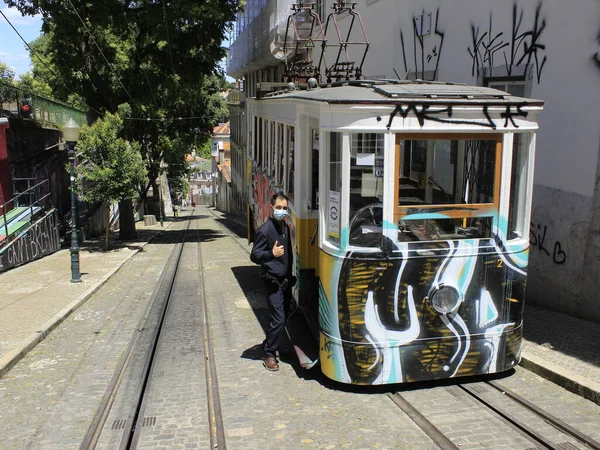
[226,0,296,78]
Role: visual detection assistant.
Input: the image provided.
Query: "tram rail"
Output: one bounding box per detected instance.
[389,379,600,450]
[80,211,226,449]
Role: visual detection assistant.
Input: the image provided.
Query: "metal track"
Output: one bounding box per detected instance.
[481,380,600,450]
[80,224,188,450]
[388,393,459,450]
[197,226,227,449]
[81,211,227,449]
[390,380,600,450]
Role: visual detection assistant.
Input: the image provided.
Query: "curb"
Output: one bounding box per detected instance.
[0,229,165,380]
[520,352,600,407]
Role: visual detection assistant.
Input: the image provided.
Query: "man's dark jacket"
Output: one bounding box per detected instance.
[250,217,292,281]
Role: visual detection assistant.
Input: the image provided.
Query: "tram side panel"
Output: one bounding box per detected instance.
[318,242,527,385]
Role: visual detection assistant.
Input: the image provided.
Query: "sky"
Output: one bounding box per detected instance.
[0,3,43,78]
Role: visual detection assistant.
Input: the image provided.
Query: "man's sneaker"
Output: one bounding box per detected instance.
[263,355,279,371]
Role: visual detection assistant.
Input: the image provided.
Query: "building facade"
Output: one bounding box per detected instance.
[227,0,600,321]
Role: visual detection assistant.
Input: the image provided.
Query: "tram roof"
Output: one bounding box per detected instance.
[260,80,544,107]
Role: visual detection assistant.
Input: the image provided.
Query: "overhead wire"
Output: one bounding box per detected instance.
[0,7,103,117]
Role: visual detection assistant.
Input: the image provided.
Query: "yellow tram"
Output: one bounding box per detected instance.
[247,79,543,384]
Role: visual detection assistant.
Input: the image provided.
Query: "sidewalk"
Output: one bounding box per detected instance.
[0,209,599,407]
[0,216,175,378]
[521,304,600,405]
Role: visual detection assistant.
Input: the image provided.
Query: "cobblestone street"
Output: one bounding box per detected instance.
[0,209,599,449]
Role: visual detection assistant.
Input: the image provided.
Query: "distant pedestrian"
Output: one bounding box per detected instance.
[250,191,295,371]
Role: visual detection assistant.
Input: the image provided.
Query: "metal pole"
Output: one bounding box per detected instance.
[69,145,81,283]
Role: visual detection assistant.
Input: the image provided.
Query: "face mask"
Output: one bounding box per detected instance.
[273,209,288,221]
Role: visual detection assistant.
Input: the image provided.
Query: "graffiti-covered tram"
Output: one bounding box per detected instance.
[247,80,543,385]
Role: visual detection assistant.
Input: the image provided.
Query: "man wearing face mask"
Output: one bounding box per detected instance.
[250,191,295,371]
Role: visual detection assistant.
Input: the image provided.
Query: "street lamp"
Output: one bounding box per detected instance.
[63,118,81,283]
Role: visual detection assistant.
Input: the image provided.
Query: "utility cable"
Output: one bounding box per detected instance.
[0,7,103,117]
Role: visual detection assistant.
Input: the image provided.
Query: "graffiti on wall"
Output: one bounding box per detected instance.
[249,161,280,229]
[468,2,548,84]
[530,221,567,265]
[400,9,445,81]
[0,211,61,272]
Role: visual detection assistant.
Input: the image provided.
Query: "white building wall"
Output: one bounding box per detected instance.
[228,0,600,320]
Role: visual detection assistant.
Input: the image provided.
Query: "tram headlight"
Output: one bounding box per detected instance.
[428,284,461,315]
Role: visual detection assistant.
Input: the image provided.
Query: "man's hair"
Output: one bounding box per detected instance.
[271,191,288,205]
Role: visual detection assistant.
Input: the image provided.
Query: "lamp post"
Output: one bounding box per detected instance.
[63,118,81,283]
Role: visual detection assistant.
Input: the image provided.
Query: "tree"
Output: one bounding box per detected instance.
[75,112,147,250]
[0,62,16,104]
[7,0,241,236]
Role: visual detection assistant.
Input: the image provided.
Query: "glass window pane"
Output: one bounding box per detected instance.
[398,139,496,206]
[278,124,285,187]
[349,133,384,247]
[507,133,531,240]
[397,217,492,242]
[326,132,342,246]
[287,126,295,197]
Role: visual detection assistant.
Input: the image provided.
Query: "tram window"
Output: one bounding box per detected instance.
[508,133,532,240]
[311,129,320,209]
[349,133,384,247]
[395,137,501,242]
[278,124,285,187]
[270,122,276,177]
[287,126,295,197]
[257,118,263,166]
[398,217,492,242]
[326,132,343,246]
[398,139,496,207]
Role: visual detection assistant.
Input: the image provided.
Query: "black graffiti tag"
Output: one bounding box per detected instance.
[529,222,566,265]
[468,2,548,84]
[400,9,445,81]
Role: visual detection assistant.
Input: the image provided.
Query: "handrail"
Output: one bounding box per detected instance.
[0,179,52,246]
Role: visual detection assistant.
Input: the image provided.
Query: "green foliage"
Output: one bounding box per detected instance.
[75,113,147,204]
[198,139,212,159]
[0,62,16,103]
[7,0,242,196]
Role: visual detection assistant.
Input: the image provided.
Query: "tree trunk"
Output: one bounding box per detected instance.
[104,202,110,251]
[119,199,137,241]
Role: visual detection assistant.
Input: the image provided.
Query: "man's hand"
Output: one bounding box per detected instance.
[272,240,285,258]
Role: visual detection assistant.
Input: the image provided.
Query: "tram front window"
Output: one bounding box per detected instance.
[349,133,385,247]
[395,137,500,242]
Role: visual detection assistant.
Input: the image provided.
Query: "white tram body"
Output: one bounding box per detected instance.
[247,80,543,385]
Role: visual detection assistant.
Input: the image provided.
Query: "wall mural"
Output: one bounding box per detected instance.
[249,160,280,229]
[319,225,527,385]
[468,2,548,84]
[399,9,445,81]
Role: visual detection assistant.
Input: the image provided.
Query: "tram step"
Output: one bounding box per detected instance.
[285,310,319,370]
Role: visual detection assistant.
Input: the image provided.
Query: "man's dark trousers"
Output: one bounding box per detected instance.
[263,277,291,357]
